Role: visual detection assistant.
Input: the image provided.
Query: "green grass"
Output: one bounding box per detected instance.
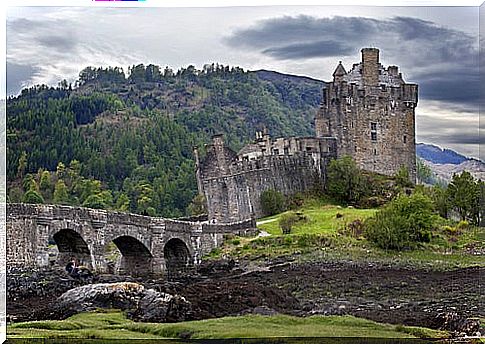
[206,200,485,270]
[257,204,376,236]
[8,310,448,340]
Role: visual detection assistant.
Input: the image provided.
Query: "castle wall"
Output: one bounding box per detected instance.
[198,136,337,222]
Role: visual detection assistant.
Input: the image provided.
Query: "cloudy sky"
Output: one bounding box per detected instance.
[6,5,482,159]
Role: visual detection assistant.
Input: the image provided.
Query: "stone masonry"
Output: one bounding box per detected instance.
[7,203,256,275]
[315,48,418,180]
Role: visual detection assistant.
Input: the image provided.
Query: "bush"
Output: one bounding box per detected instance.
[339,219,365,238]
[326,156,369,205]
[364,192,434,250]
[279,212,299,234]
[260,189,286,216]
[287,192,305,210]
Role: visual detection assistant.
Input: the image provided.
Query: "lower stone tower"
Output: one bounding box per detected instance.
[315,48,418,182]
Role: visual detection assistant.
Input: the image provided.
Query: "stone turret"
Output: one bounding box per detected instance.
[332,61,347,83]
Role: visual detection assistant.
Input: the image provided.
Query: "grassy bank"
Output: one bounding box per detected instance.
[8,310,448,340]
[208,201,485,270]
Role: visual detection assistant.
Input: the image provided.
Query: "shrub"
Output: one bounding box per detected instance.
[279,212,299,234]
[326,156,369,205]
[231,238,241,246]
[260,189,286,216]
[456,220,469,231]
[288,192,305,210]
[364,192,434,250]
[340,219,365,238]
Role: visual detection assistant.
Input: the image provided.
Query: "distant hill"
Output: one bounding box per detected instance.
[416,143,469,165]
[416,143,484,183]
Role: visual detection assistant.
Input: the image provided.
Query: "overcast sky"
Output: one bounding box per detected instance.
[6,6,482,159]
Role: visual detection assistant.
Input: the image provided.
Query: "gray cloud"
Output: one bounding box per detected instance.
[6,63,40,95]
[262,40,353,59]
[226,15,478,108]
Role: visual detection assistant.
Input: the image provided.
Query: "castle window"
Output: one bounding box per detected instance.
[306,147,312,152]
[374,148,377,155]
[380,84,386,91]
[370,122,377,141]
[273,149,279,155]
[403,135,407,144]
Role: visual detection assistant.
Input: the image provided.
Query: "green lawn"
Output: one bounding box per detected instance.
[257,205,377,236]
[8,310,448,340]
[210,201,485,269]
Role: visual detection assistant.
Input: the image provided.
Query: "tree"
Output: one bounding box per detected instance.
[395,166,413,188]
[430,184,450,219]
[115,193,130,212]
[22,189,44,204]
[53,180,70,205]
[365,192,434,250]
[260,189,286,216]
[326,156,366,204]
[187,194,207,216]
[39,170,53,201]
[447,171,477,221]
[17,151,27,178]
[417,158,433,184]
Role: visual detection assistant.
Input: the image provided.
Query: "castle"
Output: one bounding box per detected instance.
[195,48,418,223]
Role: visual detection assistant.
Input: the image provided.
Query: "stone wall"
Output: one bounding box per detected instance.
[6,203,255,275]
[198,136,337,223]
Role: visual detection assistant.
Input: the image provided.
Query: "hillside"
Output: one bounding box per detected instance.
[416,143,484,183]
[416,143,469,165]
[7,64,325,217]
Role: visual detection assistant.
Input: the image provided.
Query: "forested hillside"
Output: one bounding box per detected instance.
[7,64,324,217]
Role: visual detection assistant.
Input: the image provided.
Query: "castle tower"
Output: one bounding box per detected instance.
[316,48,418,182]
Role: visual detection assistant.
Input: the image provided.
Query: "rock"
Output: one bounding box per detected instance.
[49,282,192,322]
[130,289,192,322]
[433,312,483,337]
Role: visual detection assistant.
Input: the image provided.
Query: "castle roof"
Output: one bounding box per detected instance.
[343,63,404,88]
[332,61,347,77]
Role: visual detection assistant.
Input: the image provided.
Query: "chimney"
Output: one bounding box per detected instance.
[361,48,380,86]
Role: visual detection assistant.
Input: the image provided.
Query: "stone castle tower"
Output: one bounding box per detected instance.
[315,48,418,181]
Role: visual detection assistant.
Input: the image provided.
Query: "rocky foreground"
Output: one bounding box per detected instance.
[7,260,484,338]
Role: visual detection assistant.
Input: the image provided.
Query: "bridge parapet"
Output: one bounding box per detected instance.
[7,203,256,276]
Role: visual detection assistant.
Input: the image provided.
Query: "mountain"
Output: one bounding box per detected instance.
[416,143,469,165]
[416,143,484,183]
[7,64,324,217]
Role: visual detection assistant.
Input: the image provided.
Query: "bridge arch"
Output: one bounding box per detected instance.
[108,235,153,276]
[51,228,92,269]
[163,238,192,277]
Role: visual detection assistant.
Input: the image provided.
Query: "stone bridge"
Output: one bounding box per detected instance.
[7,204,256,276]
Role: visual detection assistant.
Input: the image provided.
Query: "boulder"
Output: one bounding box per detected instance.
[50,282,192,322]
